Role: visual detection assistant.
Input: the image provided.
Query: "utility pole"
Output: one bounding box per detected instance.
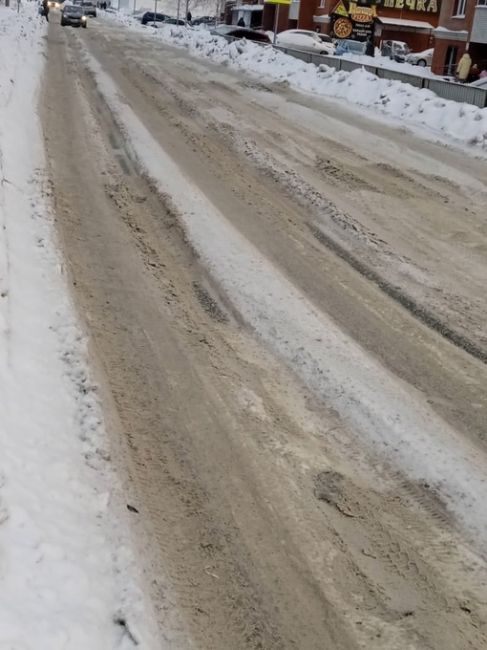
[273,4,279,44]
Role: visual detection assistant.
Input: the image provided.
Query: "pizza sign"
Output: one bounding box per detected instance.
[334,17,353,38]
[332,0,375,40]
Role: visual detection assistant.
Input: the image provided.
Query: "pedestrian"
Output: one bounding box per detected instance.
[455,51,471,83]
[40,0,49,21]
[237,17,245,27]
[186,10,192,22]
[467,63,480,83]
[365,36,374,58]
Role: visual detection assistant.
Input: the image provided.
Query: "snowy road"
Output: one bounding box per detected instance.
[42,16,487,650]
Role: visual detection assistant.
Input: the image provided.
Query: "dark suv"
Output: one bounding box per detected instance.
[141,11,167,25]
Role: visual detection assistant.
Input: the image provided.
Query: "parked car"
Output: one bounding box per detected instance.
[334,39,366,56]
[164,17,187,25]
[81,0,96,16]
[470,76,487,88]
[211,24,233,35]
[381,40,410,62]
[192,15,215,26]
[276,29,335,55]
[405,48,433,67]
[316,33,334,45]
[61,4,87,27]
[141,11,167,25]
[211,25,271,43]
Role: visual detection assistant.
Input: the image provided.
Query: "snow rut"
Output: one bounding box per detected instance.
[79,42,487,553]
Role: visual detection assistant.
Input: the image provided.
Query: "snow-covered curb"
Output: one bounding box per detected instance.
[0,7,158,647]
[105,12,487,152]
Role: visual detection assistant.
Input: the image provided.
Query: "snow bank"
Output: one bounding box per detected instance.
[83,43,487,551]
[0,6,158,648]
[106,12,487,151]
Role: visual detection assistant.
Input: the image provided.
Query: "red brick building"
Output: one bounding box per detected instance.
[431,0,487,74]
[259,0,439,50]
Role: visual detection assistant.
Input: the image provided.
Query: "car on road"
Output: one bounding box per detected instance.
[334,39,366,56]
[276,29,335,55]
[380,40,410,62]
[211,25,271,43]
[405,48,433,67]
[81,0,96,16]
[140,11,167,25]
[60,4,87,27]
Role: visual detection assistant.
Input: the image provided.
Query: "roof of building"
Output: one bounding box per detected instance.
[378,17,434,30]
[434,26,469,34]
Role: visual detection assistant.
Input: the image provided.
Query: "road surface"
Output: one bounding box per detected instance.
[41,17,487,650]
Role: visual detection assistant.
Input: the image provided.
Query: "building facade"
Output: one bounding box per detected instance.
[431,0,487,73]
[258,0,439,50]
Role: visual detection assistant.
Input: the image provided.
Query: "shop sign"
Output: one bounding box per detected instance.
[382,0,438,11]
[332,0,376,40]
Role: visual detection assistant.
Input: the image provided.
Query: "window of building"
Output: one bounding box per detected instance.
[477,0,487,5]
[319,0,325,7]
[445,45,458,75]
[453,0,467,16]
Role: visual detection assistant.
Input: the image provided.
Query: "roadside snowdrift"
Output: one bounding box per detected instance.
[0,7,158,648]
[106,12,487,151]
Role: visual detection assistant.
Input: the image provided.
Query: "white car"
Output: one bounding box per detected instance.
[276,29,335,55]
[405,48,434,67]
[470,76,487,88]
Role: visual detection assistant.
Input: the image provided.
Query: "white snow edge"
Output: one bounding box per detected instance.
[0,7,160,648]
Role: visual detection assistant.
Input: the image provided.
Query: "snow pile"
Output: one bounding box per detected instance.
[106,12,487,151]
[0,6,158,648]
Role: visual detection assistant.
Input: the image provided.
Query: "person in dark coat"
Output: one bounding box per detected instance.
[42,0,49,21]
[186,10,192,22]
[365,37,374,57]
[237,17,245,27]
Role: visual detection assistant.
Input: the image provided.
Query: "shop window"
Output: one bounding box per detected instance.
[445,45,458,75]
[453,0,466,16]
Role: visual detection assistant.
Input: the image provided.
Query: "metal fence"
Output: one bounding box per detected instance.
[222,35,487,108]
[272,45,487,108]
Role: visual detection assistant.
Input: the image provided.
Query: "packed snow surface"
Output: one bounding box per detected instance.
[0,6,158,648]
[105,11,487,151]
[83,42,487,551]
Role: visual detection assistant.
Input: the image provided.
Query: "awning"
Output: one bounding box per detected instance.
[313,13,331,23]
[233,4,264,11]
[377,17,434,32]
